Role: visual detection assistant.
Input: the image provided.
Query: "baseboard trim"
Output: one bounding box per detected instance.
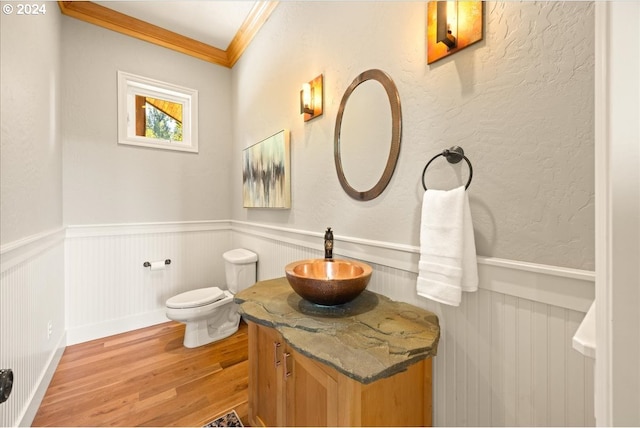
[66,309,169,346]
[18,332,66,427]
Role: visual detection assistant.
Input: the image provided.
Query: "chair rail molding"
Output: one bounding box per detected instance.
[231,220,595,312]
[0,227,65,273]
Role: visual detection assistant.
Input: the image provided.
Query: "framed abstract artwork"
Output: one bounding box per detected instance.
[242,130,291,208]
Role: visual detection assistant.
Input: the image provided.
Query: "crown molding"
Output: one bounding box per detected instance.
[57,1,278,68]
[226,1,279,67]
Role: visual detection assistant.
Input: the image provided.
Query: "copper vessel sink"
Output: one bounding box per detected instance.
[285,259,372,306]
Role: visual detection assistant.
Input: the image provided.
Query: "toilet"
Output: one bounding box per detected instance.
[165,248,258,348]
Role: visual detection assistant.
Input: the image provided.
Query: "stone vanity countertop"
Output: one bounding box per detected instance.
[234,277,440,384]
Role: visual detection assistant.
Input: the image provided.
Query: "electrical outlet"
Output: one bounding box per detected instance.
[47,320,53,340]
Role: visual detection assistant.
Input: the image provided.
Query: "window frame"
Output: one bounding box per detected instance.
[117,71,198,153]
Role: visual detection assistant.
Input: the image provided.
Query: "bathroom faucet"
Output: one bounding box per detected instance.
[324,227,333,260]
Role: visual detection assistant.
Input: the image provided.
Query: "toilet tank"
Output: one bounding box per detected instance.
[223,249,258,294]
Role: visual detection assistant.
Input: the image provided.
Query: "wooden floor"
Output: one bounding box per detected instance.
[32,321,249,427]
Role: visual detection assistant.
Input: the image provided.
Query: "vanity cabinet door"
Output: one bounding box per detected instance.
[247,321,433,427]
[248,322,284,427]
[284,348,339,427]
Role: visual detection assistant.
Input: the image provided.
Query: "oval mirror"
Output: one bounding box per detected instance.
[334,69,402,201]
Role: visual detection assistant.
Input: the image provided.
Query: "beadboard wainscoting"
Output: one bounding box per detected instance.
[22,220,595,427]
[65,221,233,345]
[231,221,596,427]
[0,228,66,427]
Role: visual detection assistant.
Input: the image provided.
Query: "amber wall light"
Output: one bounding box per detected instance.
[427,1,483,64]
[300,74,323,122]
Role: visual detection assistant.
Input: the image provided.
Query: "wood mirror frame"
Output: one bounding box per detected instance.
[334,69,402,201]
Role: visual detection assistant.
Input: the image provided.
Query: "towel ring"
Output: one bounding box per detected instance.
[421,146,473,190]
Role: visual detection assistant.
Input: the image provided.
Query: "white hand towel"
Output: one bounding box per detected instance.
[417,185,478,306]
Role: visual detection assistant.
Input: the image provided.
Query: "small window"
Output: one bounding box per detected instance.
[117,71,198,153]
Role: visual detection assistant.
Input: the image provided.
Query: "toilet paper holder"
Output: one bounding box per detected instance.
[143,259,171,268]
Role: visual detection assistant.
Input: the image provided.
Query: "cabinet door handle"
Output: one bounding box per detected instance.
[283,352,292,379]
[273,342,281,367]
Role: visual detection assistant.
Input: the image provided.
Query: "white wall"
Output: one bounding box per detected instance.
[64,222,232,345]
[0,2,602,426]
[231,1,595,271]
[0,5,66,427]
[594,2,640,425]
[229,1,596,426]
[0,6,63,245]
[61,17,234,226]
[607,4,640,422]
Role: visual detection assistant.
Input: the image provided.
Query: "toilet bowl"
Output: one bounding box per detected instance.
[165,248,258,348]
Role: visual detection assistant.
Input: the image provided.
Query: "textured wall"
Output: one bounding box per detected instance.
[0,6,63,245]
[0,7,66,426]
[0,3,597,425]
[61,17,234,225]
[231,1,595,270]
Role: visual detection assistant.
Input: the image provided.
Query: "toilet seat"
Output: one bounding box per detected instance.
[166,287,226,309]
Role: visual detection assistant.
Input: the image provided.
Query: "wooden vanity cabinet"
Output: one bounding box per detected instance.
[249,322,283,427]
[247,321,432,427]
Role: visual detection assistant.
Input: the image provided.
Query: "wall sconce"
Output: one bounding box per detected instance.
[427,1,483,64]
[300,74,323,122]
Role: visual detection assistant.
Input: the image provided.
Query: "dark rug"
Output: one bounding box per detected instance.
[203,409,244,427]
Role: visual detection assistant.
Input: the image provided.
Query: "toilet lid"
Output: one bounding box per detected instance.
[166,287,226,309]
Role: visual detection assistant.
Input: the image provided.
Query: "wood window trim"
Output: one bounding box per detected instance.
[135,96,146,137]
